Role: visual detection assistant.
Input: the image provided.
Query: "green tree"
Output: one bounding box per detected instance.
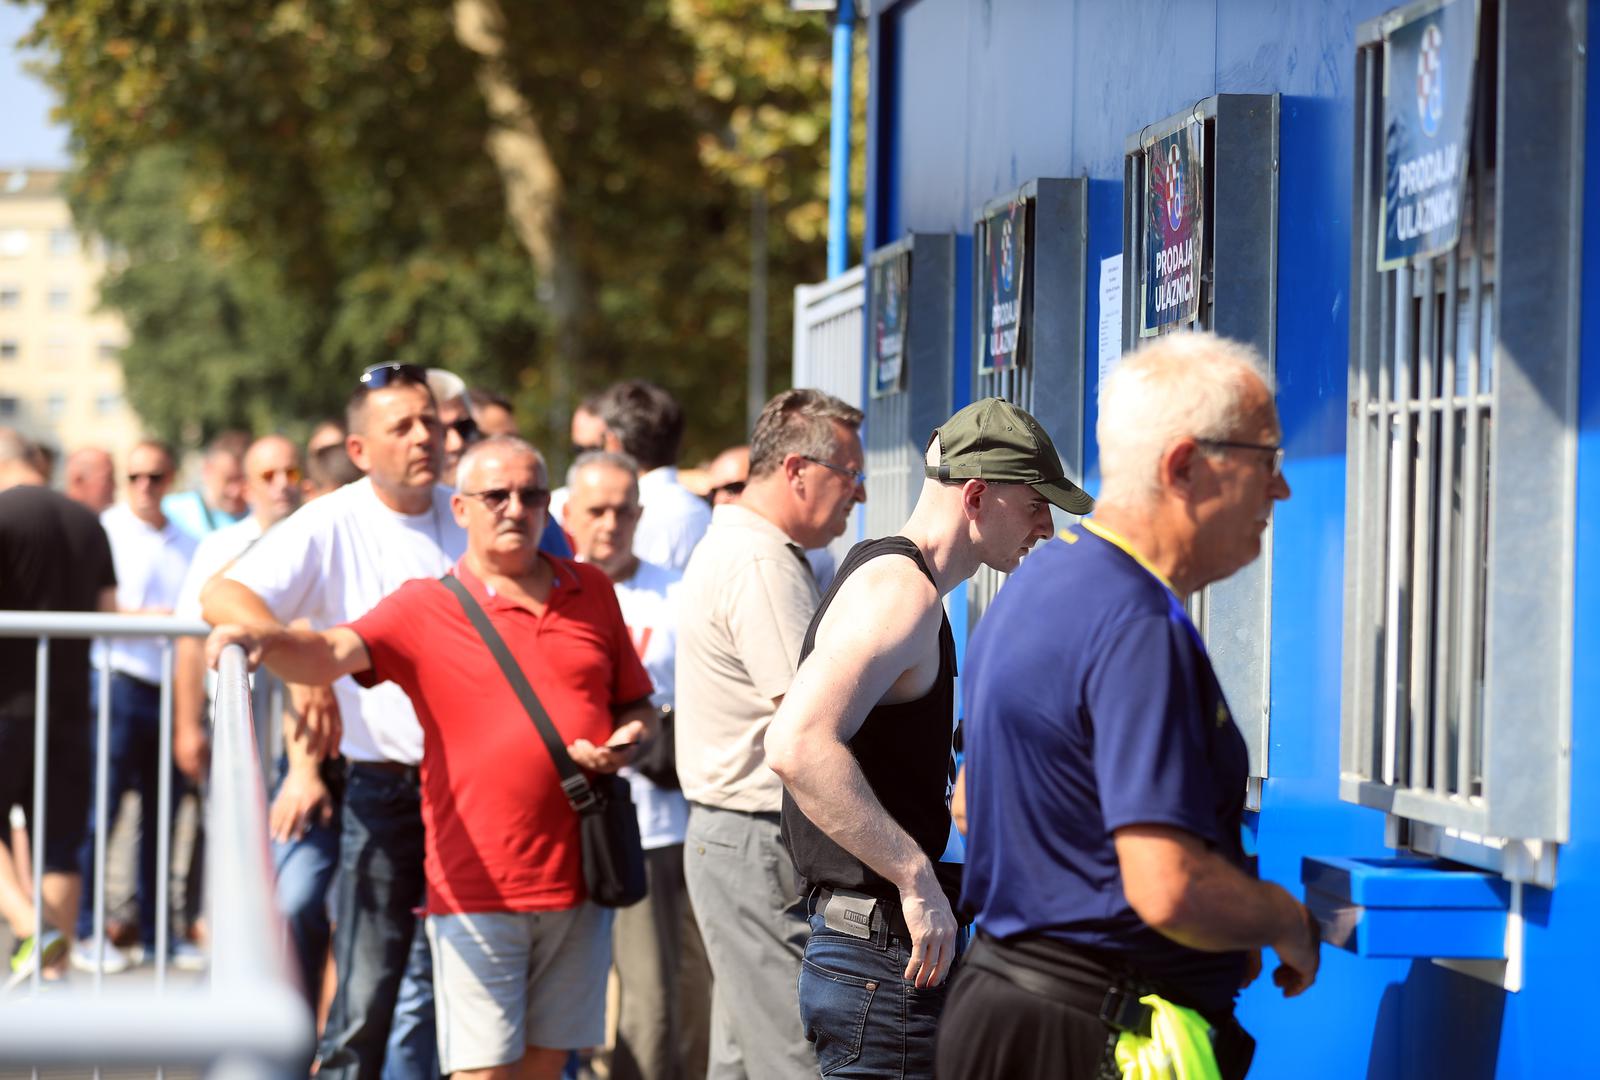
[23,0,861,462]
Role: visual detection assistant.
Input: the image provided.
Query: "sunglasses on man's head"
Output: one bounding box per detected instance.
[359,363,430,390]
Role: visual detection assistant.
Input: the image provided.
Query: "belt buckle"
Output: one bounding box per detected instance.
[1098,987,1153,1036]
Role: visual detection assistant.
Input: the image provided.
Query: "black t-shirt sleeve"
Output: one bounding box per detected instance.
[88,518,116,594]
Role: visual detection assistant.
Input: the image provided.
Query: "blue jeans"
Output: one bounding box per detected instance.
[797,904,955,1079]
[76,673,188,946]
[315,763,438,1080]
[270,755,341,1012]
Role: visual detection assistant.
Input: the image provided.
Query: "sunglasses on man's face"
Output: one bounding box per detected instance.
[256,466,304,485]
[359,362,430,390]
[447,417,481,443]
[461,485,552,515]
[127,471,170,486]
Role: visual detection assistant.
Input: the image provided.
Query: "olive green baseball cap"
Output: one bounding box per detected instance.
[924,397,1095,515]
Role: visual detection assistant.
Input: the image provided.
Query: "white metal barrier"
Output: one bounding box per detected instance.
[0,612,310,1077]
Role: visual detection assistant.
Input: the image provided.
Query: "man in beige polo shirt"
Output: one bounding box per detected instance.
[675,388,865,1080]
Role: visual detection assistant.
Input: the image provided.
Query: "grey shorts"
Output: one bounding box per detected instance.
[426,903,615,1072]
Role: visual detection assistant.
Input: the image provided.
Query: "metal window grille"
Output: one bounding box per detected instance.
[794,266,868,561]
[1122,96,1279,801]
[1341,0,1579,877]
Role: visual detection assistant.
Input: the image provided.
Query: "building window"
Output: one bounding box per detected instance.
[0,230,28,258]
[47,286,70,310]
[48,228,76,257]
[97,339,121,362]
[0,339,18,362]
[45,336,70,360]
[45,392,67,420]
[1342,2,1577,880]
[95,392,122,415]
[0,396,17,419]
[0,285,18,308]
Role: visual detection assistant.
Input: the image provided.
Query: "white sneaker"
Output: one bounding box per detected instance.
[171,941,207,972]
[69,937,131,975]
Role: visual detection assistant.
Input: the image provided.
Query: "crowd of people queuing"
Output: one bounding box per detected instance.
[0,329,1322,1080]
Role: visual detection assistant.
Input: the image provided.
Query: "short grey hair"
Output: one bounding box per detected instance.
[456,435,545,490]
[566,450,639,490]
[1097,331,1270,505]
[748,388,863,480]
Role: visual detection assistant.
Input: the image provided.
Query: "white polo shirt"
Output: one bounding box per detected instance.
[98,503,199,684]
[634,466,711,572]
[223,478,466,764]
[674,502,820,813]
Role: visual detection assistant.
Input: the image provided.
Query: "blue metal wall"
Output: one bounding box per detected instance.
[864,1,1598,1075]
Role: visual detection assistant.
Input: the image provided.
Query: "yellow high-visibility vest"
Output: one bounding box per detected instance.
[1114,994,1222,1080]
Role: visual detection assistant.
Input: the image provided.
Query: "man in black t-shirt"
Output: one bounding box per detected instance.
[0,429,117,980]
[765,399,1093,1078]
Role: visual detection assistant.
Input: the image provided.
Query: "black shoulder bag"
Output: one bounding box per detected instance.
[441,575,647,908]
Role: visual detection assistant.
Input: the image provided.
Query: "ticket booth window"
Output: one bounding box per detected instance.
[862,234,955,541]
[967,178,1091,629]
[1340,0,1577,883]
[1122,95,1279,804]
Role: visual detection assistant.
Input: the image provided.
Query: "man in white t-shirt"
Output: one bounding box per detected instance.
[161,434,305,972]
[172,434,304,782]
[202,363,464,1080]
[593,380,710,571]
[564,450,711,1080]
[73,439,198,973]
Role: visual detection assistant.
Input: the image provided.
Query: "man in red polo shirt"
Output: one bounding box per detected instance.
[208,435,655,1080]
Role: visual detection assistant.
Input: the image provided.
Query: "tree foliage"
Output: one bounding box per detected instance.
[22,0,863,462]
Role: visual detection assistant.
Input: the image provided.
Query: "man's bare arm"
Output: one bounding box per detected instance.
[200,576,279,629]
[206,624,371,688]
[171,637,210,782]
[269,712,335,843]
[765,559,956,988]
[1115,824,1320,997]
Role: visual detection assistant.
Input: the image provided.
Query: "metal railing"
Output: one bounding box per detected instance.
[0,612,310,1077]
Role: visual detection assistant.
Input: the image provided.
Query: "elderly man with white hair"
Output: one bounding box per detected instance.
[937,332,1320,1080]
[209,436,656,1080]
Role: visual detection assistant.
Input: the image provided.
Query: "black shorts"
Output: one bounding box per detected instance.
[0,710,90,873]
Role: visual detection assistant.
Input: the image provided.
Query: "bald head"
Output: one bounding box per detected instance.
[456,435,546,494]
[243,434,303,527]
[61,446,113,511]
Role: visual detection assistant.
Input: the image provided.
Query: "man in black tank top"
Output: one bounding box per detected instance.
[767,398,1093,1078]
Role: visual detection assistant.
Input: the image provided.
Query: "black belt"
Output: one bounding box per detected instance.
[963,936,1152,1037]
[347,760,420,784]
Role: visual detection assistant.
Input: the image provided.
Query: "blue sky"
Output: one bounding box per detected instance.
[0,4,68,169]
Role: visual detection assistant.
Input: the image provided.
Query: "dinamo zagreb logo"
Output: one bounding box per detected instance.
[1417,23,1444,137]
[1166,141,1185,230]
[999,217,1015,292]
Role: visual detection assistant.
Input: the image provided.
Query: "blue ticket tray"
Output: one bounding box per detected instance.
[1300,856,1510,960]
